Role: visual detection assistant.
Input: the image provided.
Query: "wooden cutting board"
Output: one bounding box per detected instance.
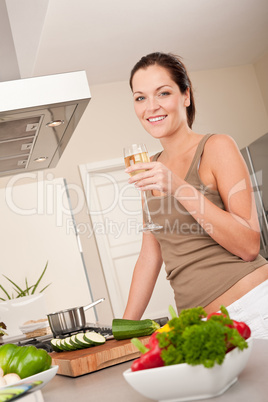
[50,336,150,377]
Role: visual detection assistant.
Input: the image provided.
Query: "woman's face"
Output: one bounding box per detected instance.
[131,64,190,140]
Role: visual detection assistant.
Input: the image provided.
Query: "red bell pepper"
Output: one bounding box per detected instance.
[231,320,251,339]
[144,331,160,349]
[131,334,164,371]
[207,308,251,340]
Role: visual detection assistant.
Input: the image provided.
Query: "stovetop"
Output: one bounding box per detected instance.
[0,317,169,353]
[0,323,114,353]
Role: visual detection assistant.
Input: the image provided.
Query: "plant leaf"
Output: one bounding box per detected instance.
[13,288,21,295]
[3,275,25,294]
[15,285,35,298]
[31,261,48,294]
[25,277,30,296]
[16,294,25,298]
[0,284,11,300]
[1,261,50,300]
[13,287,27,297]
[39,283,52,293]
[25,285,35,293]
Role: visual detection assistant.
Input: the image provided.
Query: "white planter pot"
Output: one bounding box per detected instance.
[0,293,47,337]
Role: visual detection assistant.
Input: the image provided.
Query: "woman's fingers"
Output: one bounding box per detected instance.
[126,162,157,183]
[126,161,175,194]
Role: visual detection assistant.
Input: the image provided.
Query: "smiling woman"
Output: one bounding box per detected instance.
[132,70,190,141]
[122,52,268,339]
[130,53,195,131]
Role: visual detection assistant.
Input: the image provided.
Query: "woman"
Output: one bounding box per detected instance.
[123,52,268,339]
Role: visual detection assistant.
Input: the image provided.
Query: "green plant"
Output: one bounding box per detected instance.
[0,261,51,301]
[0,322,7,337]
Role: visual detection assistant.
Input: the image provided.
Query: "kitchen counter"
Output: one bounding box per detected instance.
[38,339,267,402]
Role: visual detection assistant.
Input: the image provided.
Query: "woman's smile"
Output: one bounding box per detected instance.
[147,115,167,123]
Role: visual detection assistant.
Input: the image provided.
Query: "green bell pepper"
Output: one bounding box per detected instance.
[0,344,52,379]
[0,344,18,374]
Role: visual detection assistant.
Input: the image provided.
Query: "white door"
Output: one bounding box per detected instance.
[79,158,175,319]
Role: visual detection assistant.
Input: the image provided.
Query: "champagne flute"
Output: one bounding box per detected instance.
[123,143,163,232]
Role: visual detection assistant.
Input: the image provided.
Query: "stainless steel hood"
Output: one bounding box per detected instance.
[0,71,91,177]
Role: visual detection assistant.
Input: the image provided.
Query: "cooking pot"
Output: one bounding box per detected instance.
[47,298,104,336]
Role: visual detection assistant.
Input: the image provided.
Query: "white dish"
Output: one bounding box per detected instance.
[0,366,58,393]
[19,320,49,334]
[123,339,252,402]
[0,294,48,337]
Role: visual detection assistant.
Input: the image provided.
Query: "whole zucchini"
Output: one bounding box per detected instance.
[112,318,160,340]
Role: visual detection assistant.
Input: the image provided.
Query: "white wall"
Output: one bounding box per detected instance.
[0,178,96,323]
[0,62,267,324]
[54,62,268,164]
[191,63,268,147]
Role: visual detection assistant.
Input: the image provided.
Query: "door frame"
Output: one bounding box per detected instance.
[79,157,132,317]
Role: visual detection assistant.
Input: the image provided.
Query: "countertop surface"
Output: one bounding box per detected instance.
[32,339,268,402]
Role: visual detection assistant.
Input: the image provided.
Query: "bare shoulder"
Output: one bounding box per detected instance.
[200,134,247,184]
[204,134,242,165]
[205,134,240,154]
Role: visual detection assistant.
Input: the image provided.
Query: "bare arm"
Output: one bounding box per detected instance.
[126,135,260,261]
[174,135,260,261]
[123,231,163,320]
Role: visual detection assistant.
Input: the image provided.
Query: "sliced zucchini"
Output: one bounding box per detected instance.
[56,339,68,351]
[51,338,62,352]
[64,336,78,351]
[70,335,85,349]
[51,332,106,352]
[55,339,68,351]
[60,338,72,351]
[83,331,106,346]
[74,333,93,347]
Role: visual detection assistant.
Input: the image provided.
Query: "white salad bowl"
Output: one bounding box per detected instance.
[0,366,58,393]
[123,339,252,402]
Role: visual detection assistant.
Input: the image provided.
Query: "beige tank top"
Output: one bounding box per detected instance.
[146,134,266,312]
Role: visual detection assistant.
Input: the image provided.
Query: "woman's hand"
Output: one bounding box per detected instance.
[125,161,178,195]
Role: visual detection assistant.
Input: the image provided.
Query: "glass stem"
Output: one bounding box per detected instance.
[142,191,153,224]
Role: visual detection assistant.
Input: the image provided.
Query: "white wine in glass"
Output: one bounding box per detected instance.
[123,143,163,232]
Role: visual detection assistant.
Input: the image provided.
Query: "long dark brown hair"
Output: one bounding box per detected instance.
[129,52,196,128]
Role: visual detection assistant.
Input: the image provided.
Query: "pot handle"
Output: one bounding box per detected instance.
[83,298,105,311]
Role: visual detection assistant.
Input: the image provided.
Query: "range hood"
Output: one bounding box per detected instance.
[0,71,91,177]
